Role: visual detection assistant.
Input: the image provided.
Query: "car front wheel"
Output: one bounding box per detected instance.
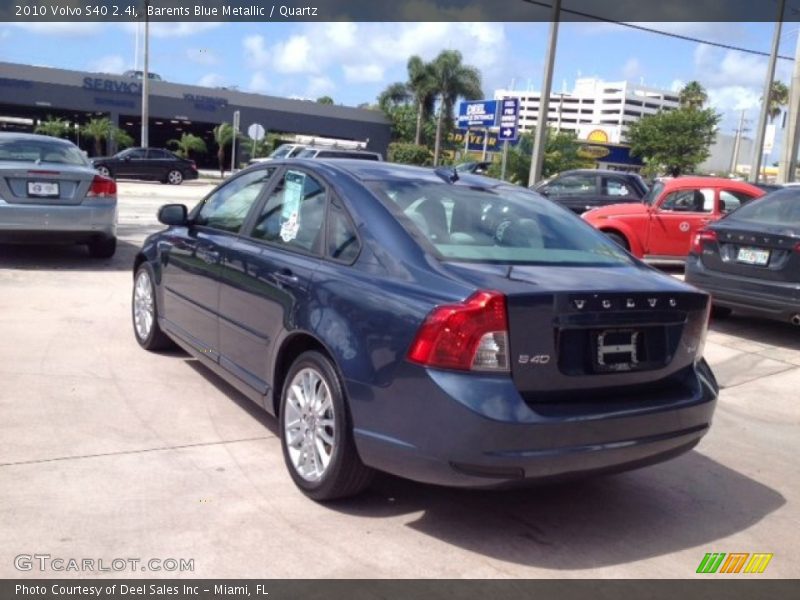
[166,169,184,185]
[132,263,174,351]
[604,231,629,250]
[280,351,373,501]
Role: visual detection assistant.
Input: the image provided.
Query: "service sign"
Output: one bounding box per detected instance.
[457,100,499,128]
[497,97,519,141]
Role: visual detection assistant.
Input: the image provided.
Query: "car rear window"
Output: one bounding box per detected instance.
[0,138,88,166]
[724,189,800,224]
[369,180,633,266]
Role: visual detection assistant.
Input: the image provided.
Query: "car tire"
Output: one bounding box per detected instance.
[132,263,174,351]
[96,165,112,178]
[87,236,116,258]
[167,170,184,185]
[605,231,629,250]
[279,350,373,501]
[711,305,733,319]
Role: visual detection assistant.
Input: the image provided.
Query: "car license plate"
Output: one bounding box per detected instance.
[737,247,770,266]
[27,181,59,198]
[593,328,641,372]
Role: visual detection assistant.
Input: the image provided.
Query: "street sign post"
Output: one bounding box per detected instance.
[248,122,266,160]
[231,110,241,173]
[497,97,520,142]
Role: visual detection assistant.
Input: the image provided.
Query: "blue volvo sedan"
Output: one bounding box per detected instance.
[131,160,718,501]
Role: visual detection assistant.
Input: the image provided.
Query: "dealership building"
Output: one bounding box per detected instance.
[0,61,391,166]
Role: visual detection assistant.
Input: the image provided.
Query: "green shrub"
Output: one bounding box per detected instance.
[388,143,433,166]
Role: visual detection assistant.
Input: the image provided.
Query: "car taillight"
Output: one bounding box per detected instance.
[87,175,116,197]
[407,290,509,372]
[794,241,800,253]
[691,229,717,254]
[190,160,197,170]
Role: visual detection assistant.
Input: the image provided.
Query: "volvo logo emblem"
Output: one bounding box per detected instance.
[573,299,586,310]
[648,298,658,308]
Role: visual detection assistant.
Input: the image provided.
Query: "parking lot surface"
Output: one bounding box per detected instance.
[1,181,798,578]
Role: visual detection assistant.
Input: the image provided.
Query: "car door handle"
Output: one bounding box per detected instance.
[270,270,299,287]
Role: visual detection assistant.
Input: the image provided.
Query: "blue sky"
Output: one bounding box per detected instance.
[0,20,795,157]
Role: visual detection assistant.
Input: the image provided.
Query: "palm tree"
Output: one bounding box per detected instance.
[213,123,234,177]
[168,132,208,158]
[377,82,411,113]
[766,80,789,123]
[429,50,483,166]
[316,96,334,105]
[82,117,115,156]
[34,116,71,139]
[679,81,708,110]
[407,56,437,145]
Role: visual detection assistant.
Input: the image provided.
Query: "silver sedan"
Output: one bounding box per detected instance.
[0,132,117,258]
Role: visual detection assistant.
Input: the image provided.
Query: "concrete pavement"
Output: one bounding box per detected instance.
[0,181,797,578]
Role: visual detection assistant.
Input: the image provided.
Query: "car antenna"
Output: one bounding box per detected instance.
[434,166,459,184]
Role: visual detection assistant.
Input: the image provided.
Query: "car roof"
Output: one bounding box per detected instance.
[558,169,640,177]
[660,176,762,191]
[268,159,517,190]
[0,132,77,145]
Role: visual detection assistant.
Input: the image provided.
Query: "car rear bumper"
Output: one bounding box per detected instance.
[348,360,718,488]
[0,199,117,242]
[686,257,799,322]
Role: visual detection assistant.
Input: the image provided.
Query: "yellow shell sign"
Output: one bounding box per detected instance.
[587,129,610,143]
[577,145,611,159]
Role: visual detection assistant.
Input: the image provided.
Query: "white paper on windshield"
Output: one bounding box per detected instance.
[282,170,305,220]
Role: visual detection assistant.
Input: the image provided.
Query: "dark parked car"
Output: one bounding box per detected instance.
[93,147,198,185]
[132,160,717,501]
[534,169,649,214]
[686,188,800,325]
[294,146,382,161]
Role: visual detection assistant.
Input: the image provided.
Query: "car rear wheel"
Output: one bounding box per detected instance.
[132,264,174,351]
[96,165,112,178]
[87,236,116,258]
[604,231,629,250]
[280,351,373,501]
[166,170,183,185]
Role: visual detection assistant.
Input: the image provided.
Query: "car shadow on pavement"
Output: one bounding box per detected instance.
[329,452,784,570]
[0,239,141,272]
[711,314,800,352]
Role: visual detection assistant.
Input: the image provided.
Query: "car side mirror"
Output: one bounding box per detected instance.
[157,204,189,226]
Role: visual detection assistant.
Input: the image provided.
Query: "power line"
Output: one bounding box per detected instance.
[519,0,795,61]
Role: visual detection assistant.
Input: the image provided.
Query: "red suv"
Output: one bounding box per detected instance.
[583,177,765,261]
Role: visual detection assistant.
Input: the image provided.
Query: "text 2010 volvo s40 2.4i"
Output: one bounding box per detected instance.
[131,160,717,500]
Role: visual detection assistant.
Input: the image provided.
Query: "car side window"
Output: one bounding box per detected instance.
[327,197,360,263]
[251,169,327,254]
[127,149,147,159]
[196,168,275,233]
[546,174,596,197]
[601,177,632,197]
[719,190,758,214]
[147,149,168,159]
[660,188,714,213]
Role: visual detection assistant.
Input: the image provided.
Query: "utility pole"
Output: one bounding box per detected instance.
[750,0,785,183]
[779,29,800,182]
[730,110,748,175]
[140,1,150,148]
[528,0,561,187]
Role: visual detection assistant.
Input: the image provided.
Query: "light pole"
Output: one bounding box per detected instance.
[528,0,561,187]
[140,1,150,148]
[779,29,800,182]
[750,0,785,183]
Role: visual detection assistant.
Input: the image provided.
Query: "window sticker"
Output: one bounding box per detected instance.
[282,170,306,220]
[280,213,300,242]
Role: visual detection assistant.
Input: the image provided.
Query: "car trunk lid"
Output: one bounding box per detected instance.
[701,224,800,283]
[0,163,95,206]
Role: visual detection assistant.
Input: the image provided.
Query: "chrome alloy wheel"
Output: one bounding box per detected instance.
[133,270,155,341]
[167,170,183,185]
[283,367,336,482]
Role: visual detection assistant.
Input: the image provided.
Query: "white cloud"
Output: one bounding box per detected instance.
[306,76,335,98]
[248,72,270,93]
[186,48,219,66]
[87,54,126,74]
[272,34,315,73]
[343,64,385,83]
[622,58,642,80]
[243,35,270,68]
[197,73,225,88]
